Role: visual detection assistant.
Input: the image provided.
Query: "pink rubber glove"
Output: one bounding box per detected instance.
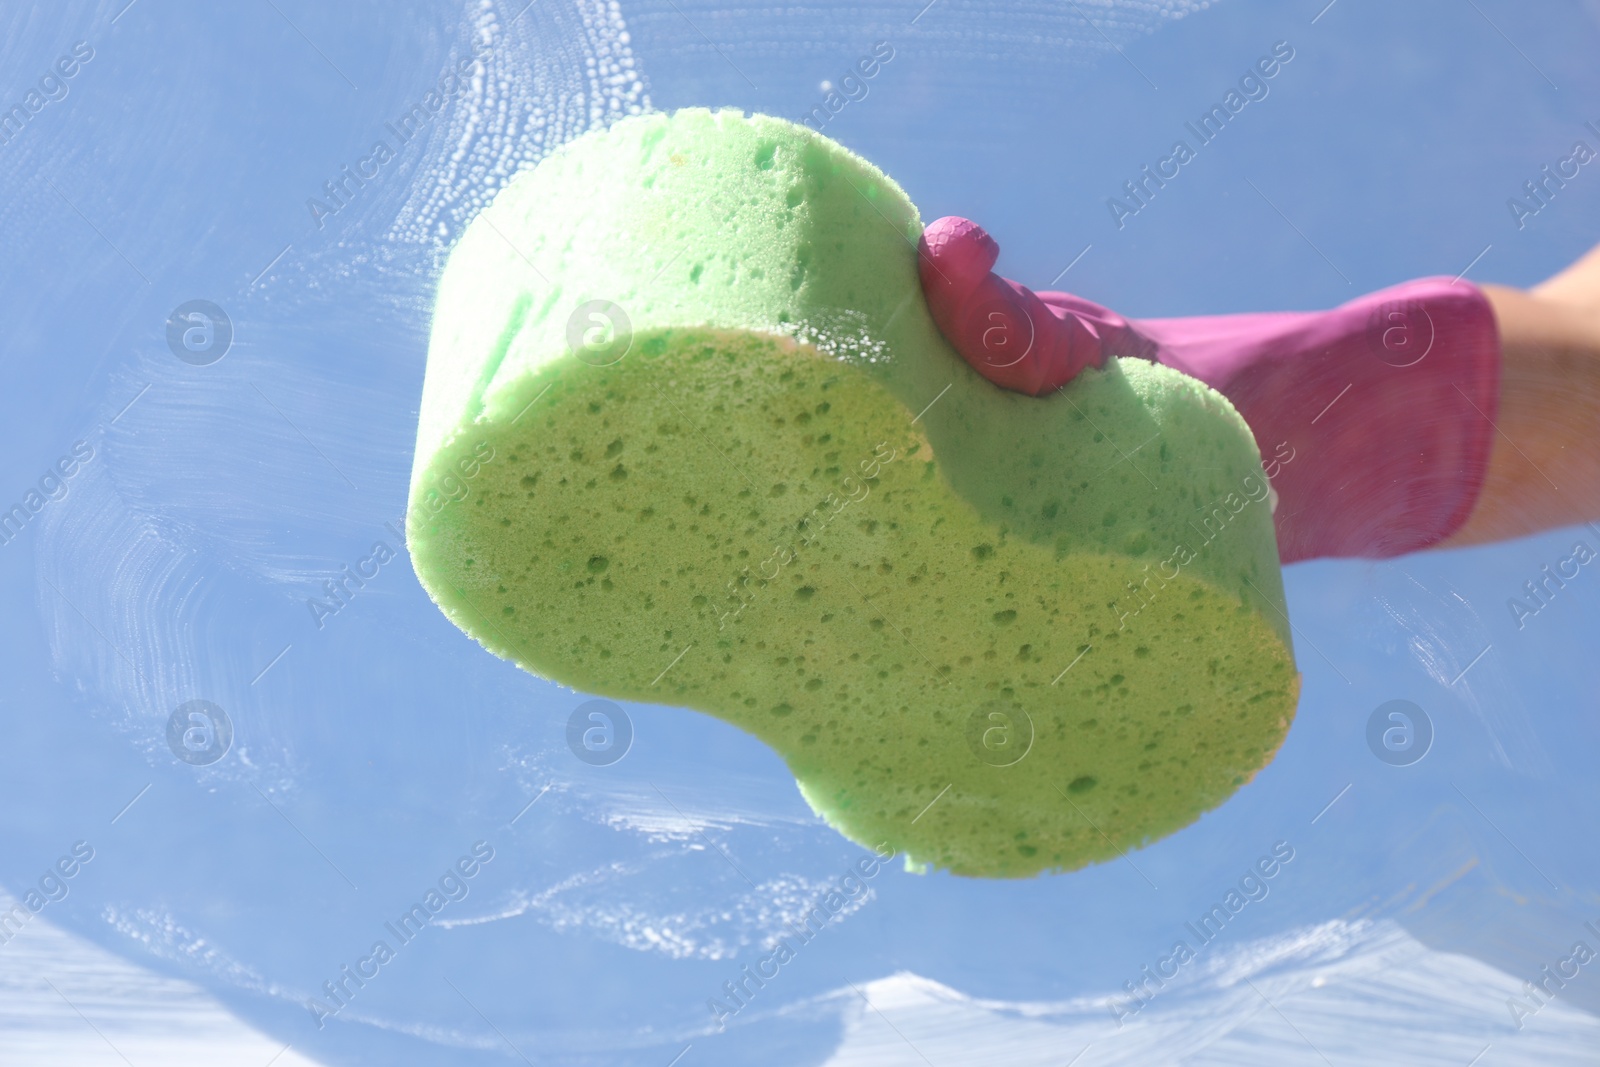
[917,216,1502,563]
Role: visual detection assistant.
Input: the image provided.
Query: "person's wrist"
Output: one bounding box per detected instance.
[1438,287,1600,546]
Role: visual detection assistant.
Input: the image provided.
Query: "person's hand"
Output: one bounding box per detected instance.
[916,215,1504,563]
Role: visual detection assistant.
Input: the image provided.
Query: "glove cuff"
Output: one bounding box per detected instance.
[1132,277,1502,562]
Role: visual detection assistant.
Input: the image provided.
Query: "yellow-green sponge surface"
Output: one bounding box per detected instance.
[408,108,1300,878]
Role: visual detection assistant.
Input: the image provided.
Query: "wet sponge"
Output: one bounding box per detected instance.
[408,108,1300,878]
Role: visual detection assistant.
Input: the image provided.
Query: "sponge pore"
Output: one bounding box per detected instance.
[408,108,1300,878]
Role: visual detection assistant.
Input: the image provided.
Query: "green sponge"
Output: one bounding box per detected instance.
[408,108,1299,878]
